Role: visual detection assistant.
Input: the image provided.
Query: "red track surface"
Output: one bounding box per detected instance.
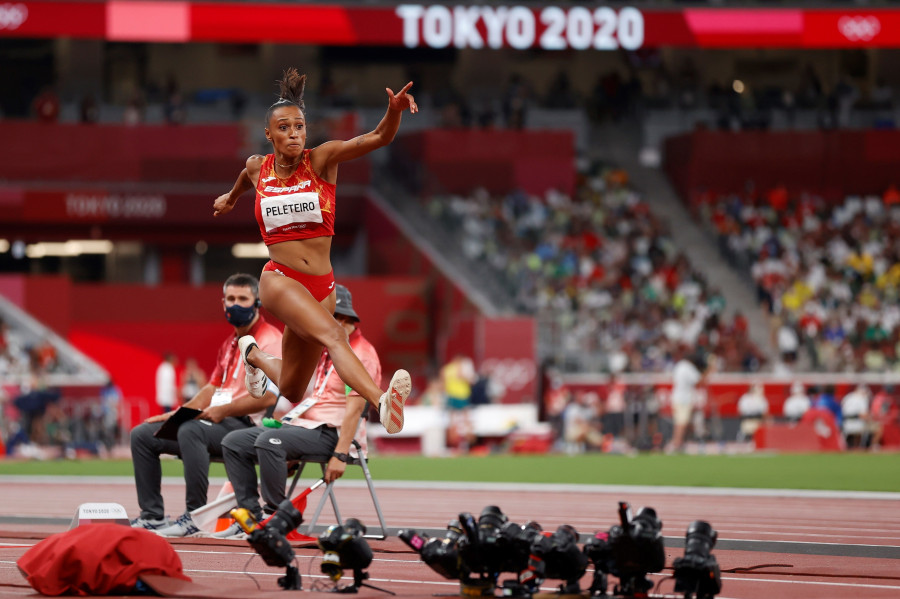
[0,478,898,598]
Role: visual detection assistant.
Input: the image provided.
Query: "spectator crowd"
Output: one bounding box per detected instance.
[696,183,900,373]
[428,165,764,374]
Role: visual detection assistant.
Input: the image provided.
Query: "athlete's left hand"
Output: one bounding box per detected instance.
[387,82,418,114]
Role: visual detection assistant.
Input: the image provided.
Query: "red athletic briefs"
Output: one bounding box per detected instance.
[262,260,335,302]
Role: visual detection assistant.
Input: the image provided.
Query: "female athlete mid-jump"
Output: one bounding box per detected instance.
[213,68,416,434]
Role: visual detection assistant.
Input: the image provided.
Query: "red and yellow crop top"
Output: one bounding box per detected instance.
[254,151,336,245]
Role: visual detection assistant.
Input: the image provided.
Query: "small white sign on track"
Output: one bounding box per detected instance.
[70,502,130,529]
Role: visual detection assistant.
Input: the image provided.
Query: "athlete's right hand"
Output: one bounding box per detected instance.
[213,193,236,217]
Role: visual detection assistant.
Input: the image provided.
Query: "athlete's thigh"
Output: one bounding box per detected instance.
[259,271,337,343]
[278,325,323,402]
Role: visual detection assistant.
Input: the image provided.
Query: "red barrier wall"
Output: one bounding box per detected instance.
[0,122,246,183]
[560,378,887,419]
[398,129,575,196]
[664,129,900,202]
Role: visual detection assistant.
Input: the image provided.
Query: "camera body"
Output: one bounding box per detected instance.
[398,520,465,580]
[590,502,666,597]
[524,524,587,594]
[458,506,543,579]
[232,499,303,569]
[673,520,722,599]
[402,506,587,598]
[583,531,613,596]
[231,499,305,591]
[317,518,373,581]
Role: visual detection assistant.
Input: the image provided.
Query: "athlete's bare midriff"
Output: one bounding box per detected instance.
[267,237,333,275]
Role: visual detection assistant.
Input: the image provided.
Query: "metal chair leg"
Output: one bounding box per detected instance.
[356,453,387,539]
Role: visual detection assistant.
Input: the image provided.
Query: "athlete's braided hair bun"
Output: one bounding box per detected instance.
[277,67,306,108]
[265,67,307,124]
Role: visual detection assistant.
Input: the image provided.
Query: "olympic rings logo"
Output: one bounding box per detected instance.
[0,3,27,30]
[838,15,881,42]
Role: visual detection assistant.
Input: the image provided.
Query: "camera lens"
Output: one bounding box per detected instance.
[478,505,507,532]
[445,520,464,543]
[673,521,722,597]
[420,535,462,579]
[343,517,367,538]
[684,520,717,558]
[633,507,661,533]
[546,525,588,584]
[268,499,303,536]
[555,524,578,544]
[398,529,429,552]
[583,531,611,568]
[522,521,542,536]
[458,512,478,544]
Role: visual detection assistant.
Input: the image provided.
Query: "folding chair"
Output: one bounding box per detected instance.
[286,421,387,540]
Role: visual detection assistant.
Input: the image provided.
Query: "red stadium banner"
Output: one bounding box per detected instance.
[0,1,104,38]
[5,2,900,49]
[803,10,900,47]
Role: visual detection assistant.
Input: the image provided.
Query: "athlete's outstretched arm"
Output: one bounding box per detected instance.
[213,154,265,217]
[312,82,418,175]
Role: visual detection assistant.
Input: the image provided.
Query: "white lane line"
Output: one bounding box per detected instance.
[185,567,900,593]
[719,538,900,549]
[719,575,900,590]
[2,476,898,500]
[174,549,422,563]
[720,531,900,541]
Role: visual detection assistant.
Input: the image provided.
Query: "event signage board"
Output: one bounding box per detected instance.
[3,2,900,49]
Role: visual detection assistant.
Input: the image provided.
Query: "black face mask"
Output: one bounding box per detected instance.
[225,303,256,327]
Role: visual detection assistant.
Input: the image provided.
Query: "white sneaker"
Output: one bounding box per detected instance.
[130,516,170,531]
[154,512,205,538]
[379,369,411,434]
[210,522,247,540]
[238,335,267,398]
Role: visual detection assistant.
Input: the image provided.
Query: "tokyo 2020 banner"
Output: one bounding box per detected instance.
[3,2,900,49]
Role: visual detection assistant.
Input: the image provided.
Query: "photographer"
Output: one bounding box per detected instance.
[130,274,283,537]
[220,285,380,532]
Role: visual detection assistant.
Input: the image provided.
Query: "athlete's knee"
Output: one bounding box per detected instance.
[278,377,305,403]
[315,319,347,350]
[278,366,315,402]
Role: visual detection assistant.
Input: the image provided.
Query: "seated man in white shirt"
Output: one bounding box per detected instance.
[783,381,811,423]
[841,385,871,449]
[737,383,769,442]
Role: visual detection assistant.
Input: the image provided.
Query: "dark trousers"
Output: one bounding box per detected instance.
[131,417,250,520]
[221,424,338,519]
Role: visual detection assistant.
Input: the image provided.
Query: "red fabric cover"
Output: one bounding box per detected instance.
[17,524,190,596]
